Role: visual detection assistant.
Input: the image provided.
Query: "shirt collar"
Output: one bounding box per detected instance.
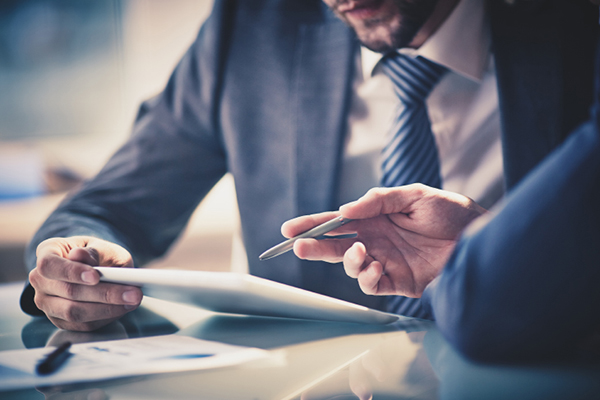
[361,0,490,83]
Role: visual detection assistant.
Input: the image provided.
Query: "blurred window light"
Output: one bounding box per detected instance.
[0,0,213,201]
[0,145,45,200]
[0,0,124,140]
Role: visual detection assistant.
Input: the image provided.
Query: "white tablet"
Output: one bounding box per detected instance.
[95,267,399,325]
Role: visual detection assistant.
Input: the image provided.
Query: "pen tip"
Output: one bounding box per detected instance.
[259,250,279,261]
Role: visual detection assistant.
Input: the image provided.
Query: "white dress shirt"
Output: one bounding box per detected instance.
[337,0,505,210]
[232,0,505,273]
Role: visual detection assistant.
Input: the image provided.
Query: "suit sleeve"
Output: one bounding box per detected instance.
[422,118,600,362]
[20,1,237,315]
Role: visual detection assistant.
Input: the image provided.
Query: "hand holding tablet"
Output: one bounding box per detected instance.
[95,267,399,325]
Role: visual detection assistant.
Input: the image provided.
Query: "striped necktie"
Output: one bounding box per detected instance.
[380,53,447,319]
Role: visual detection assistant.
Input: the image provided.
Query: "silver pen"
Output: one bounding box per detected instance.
[259,216,353,261]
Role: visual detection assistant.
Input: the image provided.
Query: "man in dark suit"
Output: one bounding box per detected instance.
[282,32,600,362]
[284,111,600,361]
[21,0,598,331]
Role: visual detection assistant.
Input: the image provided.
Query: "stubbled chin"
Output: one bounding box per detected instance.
[355,26,396,53]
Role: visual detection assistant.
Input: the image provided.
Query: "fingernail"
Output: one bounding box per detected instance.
[81,271,96,283]
[122,290,139,303]
[124,304,137,311]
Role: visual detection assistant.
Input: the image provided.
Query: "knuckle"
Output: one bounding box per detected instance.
[366,187,383,199]
[62,282,78,299]
[28,269,41,288]
[102,287,119,304]
[98,305,124,322]
[63,303,84,323]
[411,183,427,195]
[33,292,46,311]
[103,289,112,304]
[36,256,52,276]
[35,238,57,256]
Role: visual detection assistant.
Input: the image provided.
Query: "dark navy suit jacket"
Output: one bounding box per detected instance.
[423,40,600,362]
[20,0,599,315]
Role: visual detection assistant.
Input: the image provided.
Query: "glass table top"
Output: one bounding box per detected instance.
[1,281,599,399]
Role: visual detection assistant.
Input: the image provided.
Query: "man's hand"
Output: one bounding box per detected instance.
[28,236,143,332]
[281,184,486,298]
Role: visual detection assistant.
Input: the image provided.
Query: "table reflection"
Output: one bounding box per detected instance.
[423,328,600,400]
[2,281,599,400]
[17,309,439,400]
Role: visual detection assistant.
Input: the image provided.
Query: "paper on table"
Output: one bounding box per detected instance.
[0,335,273,391]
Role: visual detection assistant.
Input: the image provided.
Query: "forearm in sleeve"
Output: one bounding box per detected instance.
[423,120,600,362]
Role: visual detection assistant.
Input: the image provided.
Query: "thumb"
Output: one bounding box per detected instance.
[67,247,100,266]
[67,238,134,268]
[340,185,433,220]
[339,187,405,219]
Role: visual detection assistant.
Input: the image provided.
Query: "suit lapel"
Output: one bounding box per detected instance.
[291,14,357,216]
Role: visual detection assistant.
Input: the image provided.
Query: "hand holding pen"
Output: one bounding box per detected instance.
[265,186,487,298]
[259,214,354,260]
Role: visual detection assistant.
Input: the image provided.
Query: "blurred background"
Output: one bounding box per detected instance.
[0,0,238,282]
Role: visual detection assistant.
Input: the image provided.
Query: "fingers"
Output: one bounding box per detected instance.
[36,254,100,286]
[342,242,384,295]
[357,263,385,295]
[30,270,141,332]
[31,237,139,331]
[281,187,424,239]
[281,211,341,238]
[36,238,105,286]
[30,270,141,305]
[37,236,134,269]
[343,242,367,278]
[36,238,100,285]
[38,294,136,329]
[35,237,135,286]
[294,238,388,295]
[293,237,357,263]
